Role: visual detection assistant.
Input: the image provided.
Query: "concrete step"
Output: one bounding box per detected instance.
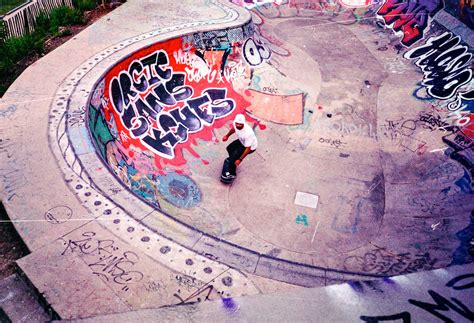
[0,274,51,323]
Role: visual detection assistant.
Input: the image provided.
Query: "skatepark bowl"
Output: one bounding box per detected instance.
[1,0,473,320]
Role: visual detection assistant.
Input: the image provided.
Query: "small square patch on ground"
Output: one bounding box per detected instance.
[294,191,319,209]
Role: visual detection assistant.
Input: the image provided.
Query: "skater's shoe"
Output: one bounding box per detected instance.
[221,172,235,180]
[220,159,236,184]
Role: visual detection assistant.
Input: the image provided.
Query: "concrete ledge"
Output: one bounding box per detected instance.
[434,10,474,47]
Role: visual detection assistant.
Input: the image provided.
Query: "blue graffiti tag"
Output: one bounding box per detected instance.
[455,170,474,194]
[157,172,202,209]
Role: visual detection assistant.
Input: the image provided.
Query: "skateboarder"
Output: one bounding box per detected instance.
[221,114,258,181]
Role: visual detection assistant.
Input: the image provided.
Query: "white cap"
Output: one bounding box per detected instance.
[234,114,246,124]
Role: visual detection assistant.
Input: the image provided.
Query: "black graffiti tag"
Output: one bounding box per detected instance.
[407,273,474,322]
[404,32,473,100]
[360,273,474,322]
[173,284,224,305]
[141,88,235,159]
[243,34,271,67]
[61,232,144,292]
[89,251,144,291]
[360,311,411,323]
[109,50,236,159]
[61,232,117,256]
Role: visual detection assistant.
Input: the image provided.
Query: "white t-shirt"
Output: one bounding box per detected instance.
[235,123,258,150]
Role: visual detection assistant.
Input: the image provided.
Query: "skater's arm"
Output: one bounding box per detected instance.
[240,147,251,161]
[235,146,251,166]
[222,126,235,141]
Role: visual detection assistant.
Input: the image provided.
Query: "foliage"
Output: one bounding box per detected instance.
[34,12,51,34]
[48,6,84,33]
[0,4,87,96]
[0,20,7,45]
[5,34,36,60]
[76,0,97,12]
[0,0,27,16]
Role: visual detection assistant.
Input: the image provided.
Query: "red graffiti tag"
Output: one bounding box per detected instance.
[101,38,261,174]
[377,0,443,47]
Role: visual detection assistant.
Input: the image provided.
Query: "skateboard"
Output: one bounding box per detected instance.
[220,158,236,184]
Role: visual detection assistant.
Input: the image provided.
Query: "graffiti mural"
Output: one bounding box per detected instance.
[403,30,473,191]
[236,0,376,10]
[87,23,263,210]
[377,0,444,47]
[254,0,375,24]
[182,22,255,50]
[109,53,236,160]
[392,0,474,210]
[404,32,472,101]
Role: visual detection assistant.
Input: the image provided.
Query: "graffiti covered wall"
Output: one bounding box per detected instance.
[376,0,444,47]
[87,22,263,209]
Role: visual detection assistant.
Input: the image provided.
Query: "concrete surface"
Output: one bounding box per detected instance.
[0,0,473,320]
[76,263,474,322]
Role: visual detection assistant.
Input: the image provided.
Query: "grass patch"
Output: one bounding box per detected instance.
[76,0,97,12]
[0,2,97,96]
[36,6,84,34]
[0,0,27,16]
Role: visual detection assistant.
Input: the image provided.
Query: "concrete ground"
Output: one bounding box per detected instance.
[0,0,472,320]
[77,263,474,323]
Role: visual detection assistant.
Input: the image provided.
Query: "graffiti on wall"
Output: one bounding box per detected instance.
[404,32,472,102]
[182,22,255,51]
[377,0,444,47]
[61,231,144,292]
[243,33,272,67]
[395,4,474,224]
[254,0,380,27]
[181,22,271,68]
[233,0,377,10]
[403,29,473,190]
[401,23,473,126]
[87,23,266,210]
[108,48,237,160]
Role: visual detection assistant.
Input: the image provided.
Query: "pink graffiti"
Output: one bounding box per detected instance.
[230,0,282,9]
[339,0,373,8]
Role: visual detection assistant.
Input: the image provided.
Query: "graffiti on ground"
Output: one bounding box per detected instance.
[61,231,144,292]
[360,273,474,322]
[343,247,437,275]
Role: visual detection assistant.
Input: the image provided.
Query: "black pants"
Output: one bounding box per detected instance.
[226,139,255,175]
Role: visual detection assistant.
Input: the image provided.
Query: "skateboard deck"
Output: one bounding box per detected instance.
[220,158,235,184]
